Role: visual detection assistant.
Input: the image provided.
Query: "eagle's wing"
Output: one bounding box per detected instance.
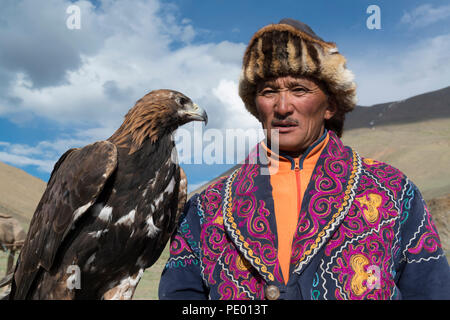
[174,166,187,233]
[12,141,117,299]
[102,165,187,300]
[125,158,186,270]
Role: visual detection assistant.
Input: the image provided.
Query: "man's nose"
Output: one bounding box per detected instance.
[275,90,293,116]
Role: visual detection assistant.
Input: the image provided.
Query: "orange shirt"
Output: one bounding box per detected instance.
[262,131,329,284]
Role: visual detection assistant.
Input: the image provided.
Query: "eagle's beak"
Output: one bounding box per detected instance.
[182,103,208,125]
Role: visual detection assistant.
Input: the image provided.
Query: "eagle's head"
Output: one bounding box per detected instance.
[109,89,207,154]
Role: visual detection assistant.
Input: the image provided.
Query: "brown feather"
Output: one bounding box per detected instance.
[108,91,176,154]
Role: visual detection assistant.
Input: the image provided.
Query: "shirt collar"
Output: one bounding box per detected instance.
[261,129,329,172]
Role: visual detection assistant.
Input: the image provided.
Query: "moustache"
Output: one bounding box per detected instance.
[271,119,299,127]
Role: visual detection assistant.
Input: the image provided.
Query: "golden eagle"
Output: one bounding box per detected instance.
[10,89,207,299]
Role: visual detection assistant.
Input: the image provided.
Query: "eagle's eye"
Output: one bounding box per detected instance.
[178,97,189,106]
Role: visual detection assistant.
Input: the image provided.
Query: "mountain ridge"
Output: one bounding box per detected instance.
[345,85,450,130]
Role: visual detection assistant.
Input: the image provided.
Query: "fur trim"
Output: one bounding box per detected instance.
[238,21,357,137]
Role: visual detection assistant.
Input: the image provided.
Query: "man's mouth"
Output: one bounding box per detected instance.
[271,120,298,133]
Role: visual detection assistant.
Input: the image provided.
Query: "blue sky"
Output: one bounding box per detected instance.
[0,0,449,191]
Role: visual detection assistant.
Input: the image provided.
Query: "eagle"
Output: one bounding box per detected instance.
[9,89,207,300]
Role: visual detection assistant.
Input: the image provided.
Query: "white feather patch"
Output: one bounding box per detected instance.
[153,193,164,207]
[153,176,176,207]
[87,229,108,238]
[165,176,176,193]
[115,209,136,226]
[108,269,144,300]
[86,253,96,267]
[73,201,93,221]
[97,205,113,222]
[145,215,161,238]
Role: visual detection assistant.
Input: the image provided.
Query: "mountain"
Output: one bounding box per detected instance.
[345,86,450,130]
[341,85,450,201]
[0,161,46,230]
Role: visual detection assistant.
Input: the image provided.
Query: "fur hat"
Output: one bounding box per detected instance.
[238,18,357,136]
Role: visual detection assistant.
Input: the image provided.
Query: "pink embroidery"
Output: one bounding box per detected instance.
[408,206,441,255]
[291,133,351,267]
[331,220,396,300]
[170,234,192,255]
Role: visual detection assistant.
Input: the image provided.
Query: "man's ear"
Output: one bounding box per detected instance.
[324,98,337,120]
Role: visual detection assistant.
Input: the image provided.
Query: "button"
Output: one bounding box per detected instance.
[264,285,280,300]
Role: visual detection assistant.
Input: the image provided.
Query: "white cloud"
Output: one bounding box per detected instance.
[0,0,104,88]
[0,151,54,173]
[348,32,450,106]
[0,125,116,174]
[0,0,247,129]
[3,0,449,177]
[0,0,254,174]
[401,4,450,28]
[212,79,259,130]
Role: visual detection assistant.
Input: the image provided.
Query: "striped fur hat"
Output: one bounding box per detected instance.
[238,18,357,136]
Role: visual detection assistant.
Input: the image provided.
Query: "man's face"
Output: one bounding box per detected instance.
[255,76,335,156]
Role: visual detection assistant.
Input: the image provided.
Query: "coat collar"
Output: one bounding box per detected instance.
[262,129,329,172]
[222,131,362,283]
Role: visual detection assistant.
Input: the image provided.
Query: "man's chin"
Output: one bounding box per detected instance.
[277,138,306,154]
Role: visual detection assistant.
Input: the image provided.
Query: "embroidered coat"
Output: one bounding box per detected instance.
[159,131,450,300]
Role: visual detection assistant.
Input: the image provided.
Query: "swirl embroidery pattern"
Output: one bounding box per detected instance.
[222,155,280,283]
[199,166,268,299]
[292,133,361,273]
[200,177,229,285]
[319,159,406,300]
[407,205,441,256]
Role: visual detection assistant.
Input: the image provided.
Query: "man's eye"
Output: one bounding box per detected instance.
[261,89,277,96]
[291,87,308,93]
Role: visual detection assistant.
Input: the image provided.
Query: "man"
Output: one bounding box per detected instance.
[159,18,450,300]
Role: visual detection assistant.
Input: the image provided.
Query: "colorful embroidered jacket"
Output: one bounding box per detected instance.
[159,131,450,300]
